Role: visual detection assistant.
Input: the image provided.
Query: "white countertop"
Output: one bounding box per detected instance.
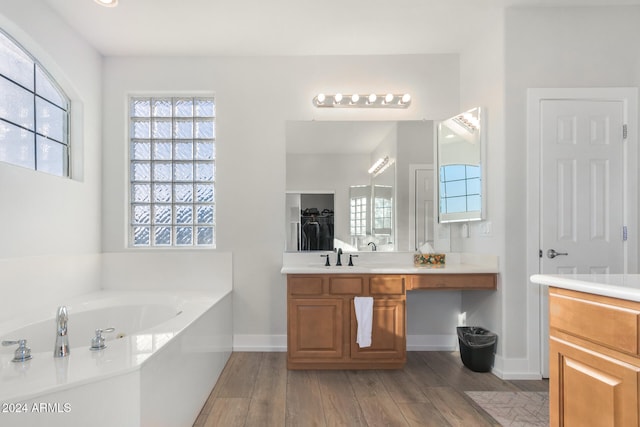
[530,274,640,302]
[281,252,499,275]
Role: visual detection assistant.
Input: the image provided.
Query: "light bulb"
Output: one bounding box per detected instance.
[334,93,343,104]
[401,94,411,104]
[385,93,394,104]
[316,93,326,104]
[351,94,360,103]
[95,0,118,6]
[368,94,377,104]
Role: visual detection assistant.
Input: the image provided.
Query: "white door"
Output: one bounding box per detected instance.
[539,99,626,376]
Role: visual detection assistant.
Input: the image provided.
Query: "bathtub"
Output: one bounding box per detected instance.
[0,289,232,427]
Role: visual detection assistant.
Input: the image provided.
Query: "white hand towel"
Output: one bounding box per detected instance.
[354,296,374,348]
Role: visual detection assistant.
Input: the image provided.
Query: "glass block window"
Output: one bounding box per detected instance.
[0,30,70,176]
[129,96,216,247]
[439,164,481,214]
[350,196,367,236]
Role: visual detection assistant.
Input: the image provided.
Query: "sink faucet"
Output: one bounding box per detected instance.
[336,248,343,266]
[54,306,70,358]
[368,242,377,251]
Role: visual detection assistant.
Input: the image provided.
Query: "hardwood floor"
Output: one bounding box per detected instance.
[193,351,548,427]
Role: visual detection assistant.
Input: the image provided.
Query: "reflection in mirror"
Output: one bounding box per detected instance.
[437,107,483,223]
[285,193,334,251]
[286,120,443,252]
[372,162,395,250]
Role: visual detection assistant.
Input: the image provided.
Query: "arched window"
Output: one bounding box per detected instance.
[0,29,70,177]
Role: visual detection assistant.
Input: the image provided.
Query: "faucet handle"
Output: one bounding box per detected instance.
[2,339,32,362]
[320,254,331,266]
[90,328,115,351]
[348,254,359,266]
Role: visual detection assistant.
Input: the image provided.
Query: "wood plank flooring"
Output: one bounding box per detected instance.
[193,352,548,427]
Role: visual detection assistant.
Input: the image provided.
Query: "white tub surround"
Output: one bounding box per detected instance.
[530,274,640,302]
[281,251,499,275]
[0,251,233,427]
[0,289,232,427]
[0,254,102,325]
[102,251,232,292]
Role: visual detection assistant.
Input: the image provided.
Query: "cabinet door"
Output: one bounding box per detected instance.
[350,298,406,360]
[288,298,343,360]
[550,336,640,427]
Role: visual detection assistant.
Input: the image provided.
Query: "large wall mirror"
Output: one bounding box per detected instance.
[286,120,441,252]
[437,107,484,223]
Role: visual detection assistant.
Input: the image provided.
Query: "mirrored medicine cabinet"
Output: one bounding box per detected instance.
[437,107,484,223]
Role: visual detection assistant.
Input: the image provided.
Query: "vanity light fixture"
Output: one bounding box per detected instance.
[95,0,118,6]
[368,156,391,175]
[313,93,411,108]
[453,111,480,131]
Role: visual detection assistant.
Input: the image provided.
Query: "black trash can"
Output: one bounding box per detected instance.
[457,326,497,372]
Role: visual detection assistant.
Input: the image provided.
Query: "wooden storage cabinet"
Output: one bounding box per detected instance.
[409,273,496,290]
[350,298,405,360]
[287,274,406,369]
[549,287,640,427]
[288,298,343,359]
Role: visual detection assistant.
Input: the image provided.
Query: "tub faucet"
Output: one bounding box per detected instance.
[368,242,377,251]
[54,306,70,358]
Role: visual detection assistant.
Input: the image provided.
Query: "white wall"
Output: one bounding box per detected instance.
[500,6,640,377]
[102,55,460,349]
[448,5,507,372]
[0,1,103,318]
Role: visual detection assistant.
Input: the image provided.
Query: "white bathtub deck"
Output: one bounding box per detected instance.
[0,289,233,427]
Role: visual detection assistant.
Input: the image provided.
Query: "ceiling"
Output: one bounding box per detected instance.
[43,0,640,57]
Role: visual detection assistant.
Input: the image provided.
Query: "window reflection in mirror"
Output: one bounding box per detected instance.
[347,161,395,252]
[437,107,483,223]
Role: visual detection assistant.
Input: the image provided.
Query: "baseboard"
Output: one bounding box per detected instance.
[407,334,458,351]
[492,355,543,380]
[233,334,458,352]
[232,334,544,380]
[233,334,287,351]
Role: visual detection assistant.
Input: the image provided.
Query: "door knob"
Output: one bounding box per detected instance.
[547,249,568,259]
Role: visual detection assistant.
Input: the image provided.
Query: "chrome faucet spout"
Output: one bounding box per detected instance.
[54,306,70,358]
[368,242,377,251]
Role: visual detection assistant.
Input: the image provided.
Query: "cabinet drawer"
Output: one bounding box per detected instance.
[370,276,405,295]
[288,277,323,296]
[409,274,496,290]
[329,277,364,295]
[549,290,640,355]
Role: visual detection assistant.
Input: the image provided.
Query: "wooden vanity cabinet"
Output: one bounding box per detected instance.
[548,287,640,427]
[409,273,496,290]
[287,274,406,369]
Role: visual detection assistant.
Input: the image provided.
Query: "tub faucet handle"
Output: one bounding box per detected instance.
[90,328,115,351]
[348,254,358,266]
[2,339,32,362]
